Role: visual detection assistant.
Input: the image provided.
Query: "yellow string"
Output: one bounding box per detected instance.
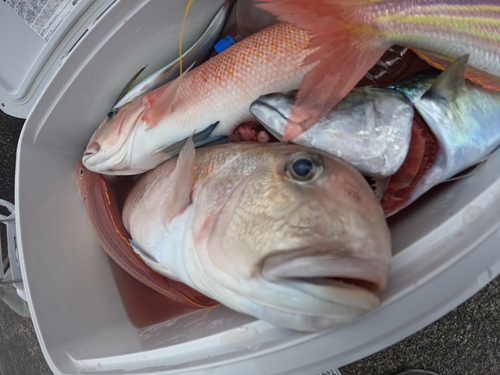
[179,0,194,86]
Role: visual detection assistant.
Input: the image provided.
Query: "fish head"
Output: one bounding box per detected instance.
[249,90,297,140]
[192,143,391,332]
[82,99,147,175]
[250,88,414,177]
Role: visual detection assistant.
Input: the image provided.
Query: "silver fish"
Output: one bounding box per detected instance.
[122,140,391,332]
[113,0,236,109]
[250,87,414,177]
[382,55,500,216]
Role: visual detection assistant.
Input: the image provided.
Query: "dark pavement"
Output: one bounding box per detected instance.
[1,109,499,375]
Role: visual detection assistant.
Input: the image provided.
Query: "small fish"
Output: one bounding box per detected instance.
[250,88,414,177]
[113,0,236,109]
[122,140,392,332]
[256,0,500,140]
[75,161,218,308]
[83,22,314,175]
[381,55,500,216]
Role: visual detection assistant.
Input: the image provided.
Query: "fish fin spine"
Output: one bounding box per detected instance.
[111,65,148,109]
[421,55,469,103]
[161,135,196,229]
[129,240,177,279]
[255,0,389,140]
[414,49,500,92]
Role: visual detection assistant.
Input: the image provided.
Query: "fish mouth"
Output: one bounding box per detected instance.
[82,106,146,173]
[250,97,291,139]
[82,143,101,166]
[261,250,390,293]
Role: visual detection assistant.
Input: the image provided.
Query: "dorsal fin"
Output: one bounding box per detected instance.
[143,62,195,128]
[413,49,500,92]
[421,55,469,103]
[111,65,148,109]
[161,135,196,229]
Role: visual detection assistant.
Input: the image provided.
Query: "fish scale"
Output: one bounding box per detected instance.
[144,22,313,135]
[84,22,314,175]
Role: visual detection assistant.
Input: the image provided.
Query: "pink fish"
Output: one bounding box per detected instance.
[122,140,392,332]
[83,23,314,175]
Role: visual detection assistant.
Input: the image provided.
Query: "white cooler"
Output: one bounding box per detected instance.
[2,1,500,374]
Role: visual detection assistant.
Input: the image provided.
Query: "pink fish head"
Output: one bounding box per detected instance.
[82,99,147,175]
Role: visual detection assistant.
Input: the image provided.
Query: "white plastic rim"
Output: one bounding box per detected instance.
[14,1,500,374]
[0,0,117,119]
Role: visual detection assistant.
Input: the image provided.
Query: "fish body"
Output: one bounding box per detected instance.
[256,0,500,140]
[384,56,500,215]
[122,142,392,332]
[114,0,236,109]
[83,23,313,175]
[75,161,217,308]
[250,88,414,177]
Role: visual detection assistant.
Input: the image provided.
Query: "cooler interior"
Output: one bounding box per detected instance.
[15,0,500,374]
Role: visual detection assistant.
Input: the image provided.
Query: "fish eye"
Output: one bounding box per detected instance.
[286,152,323,183]
[80,168,84,176]
[107,108,118,119]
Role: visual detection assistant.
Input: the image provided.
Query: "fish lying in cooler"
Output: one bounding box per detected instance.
[256,0,500,140]
[122,140,392,332]
[75,161,218,308]
[250,87,414,178]
[252,56,500,217]
[82,22,315,175]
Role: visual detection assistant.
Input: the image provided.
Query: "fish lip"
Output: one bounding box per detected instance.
[82,108,145,172]
[250,99,290,140]
[261,249,390,293]
[251,98,290,121]
[82,152,97,167]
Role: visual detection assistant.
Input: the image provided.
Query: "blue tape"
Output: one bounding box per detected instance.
[214,36,236,54]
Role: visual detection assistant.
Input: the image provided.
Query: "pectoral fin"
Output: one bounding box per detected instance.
[153,121,221,158]
[161,135,196,229]
[421,55,469,103]
[129,240,178,280]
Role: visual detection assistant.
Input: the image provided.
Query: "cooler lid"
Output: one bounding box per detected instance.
[0,0,116,119]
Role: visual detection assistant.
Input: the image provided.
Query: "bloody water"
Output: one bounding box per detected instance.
[107,256,199,329]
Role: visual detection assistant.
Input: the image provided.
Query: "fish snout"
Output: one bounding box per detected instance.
[82,143,102,169]
[84,142,100,157]
[261,252,390,292]
[250,97,290,139]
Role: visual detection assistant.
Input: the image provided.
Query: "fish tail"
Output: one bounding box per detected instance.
[256,0,390,141]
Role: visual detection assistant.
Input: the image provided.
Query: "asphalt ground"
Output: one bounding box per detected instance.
[1,109,499,375]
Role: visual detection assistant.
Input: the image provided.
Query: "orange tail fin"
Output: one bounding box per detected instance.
[256,0,390,140]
